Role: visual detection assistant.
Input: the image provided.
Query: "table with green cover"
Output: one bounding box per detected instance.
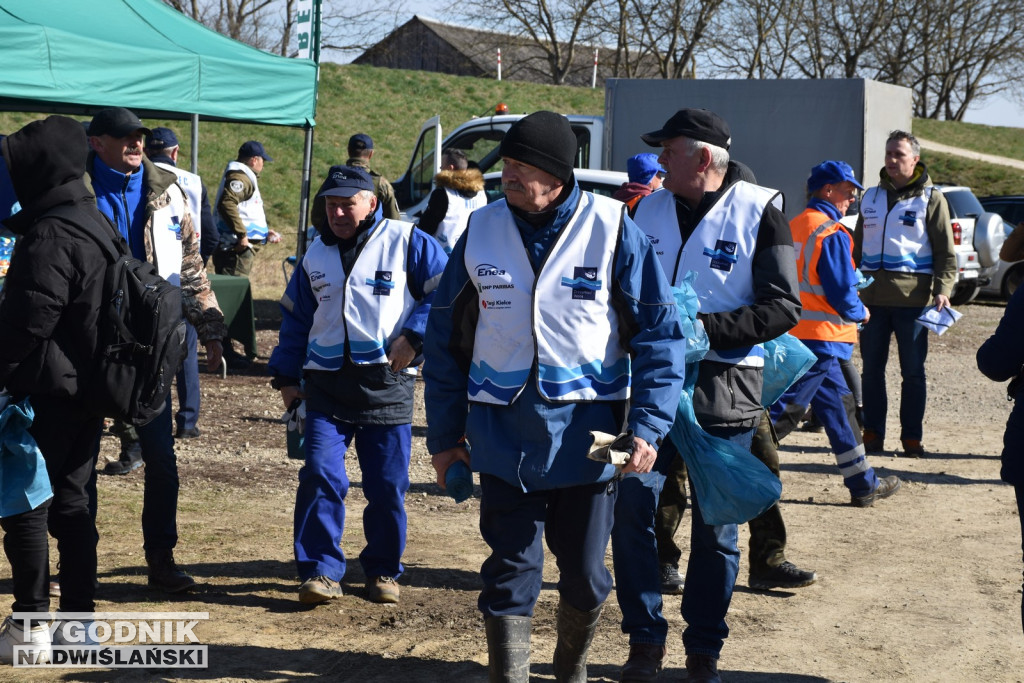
[207,274,257,359]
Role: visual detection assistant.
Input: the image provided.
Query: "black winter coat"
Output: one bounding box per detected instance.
[0,116,117,399]
[977,285,1024,486]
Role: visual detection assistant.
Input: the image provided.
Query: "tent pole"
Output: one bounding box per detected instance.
[296,124,314,259]
[190,114,199,175]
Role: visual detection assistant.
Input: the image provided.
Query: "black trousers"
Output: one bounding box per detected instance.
[1,395,103,615]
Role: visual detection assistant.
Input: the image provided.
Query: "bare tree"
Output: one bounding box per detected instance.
[318,1,410,62]
[705,0,802,78]
[870,0,1024,120]
[449,0,618,84]
[628,0,726,79]
[163,0,411,61]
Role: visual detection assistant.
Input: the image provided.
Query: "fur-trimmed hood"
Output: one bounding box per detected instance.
[434,168,485,197]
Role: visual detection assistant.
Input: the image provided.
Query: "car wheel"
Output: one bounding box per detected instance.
[949,282,981,306]
[1002,264,1024,299]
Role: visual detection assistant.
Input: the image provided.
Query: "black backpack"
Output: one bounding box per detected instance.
[50,205,186,426]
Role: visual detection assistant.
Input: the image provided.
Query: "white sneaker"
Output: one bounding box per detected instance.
[51,618,101,646]
[0,616,51,664]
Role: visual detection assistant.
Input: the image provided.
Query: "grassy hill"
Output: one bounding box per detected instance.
[2,65,1022,297]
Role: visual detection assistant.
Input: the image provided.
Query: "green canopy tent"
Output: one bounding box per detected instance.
[0,0,320,246]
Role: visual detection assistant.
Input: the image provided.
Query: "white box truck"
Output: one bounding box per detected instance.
[394,78,912,221]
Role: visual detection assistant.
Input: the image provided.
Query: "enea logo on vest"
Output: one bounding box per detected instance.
[703,240,738,272]
[561,266,602,301]
[364,270,394,296]
[476,263,513,309]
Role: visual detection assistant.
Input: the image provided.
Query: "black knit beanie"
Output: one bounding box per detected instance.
[499,111,577,183]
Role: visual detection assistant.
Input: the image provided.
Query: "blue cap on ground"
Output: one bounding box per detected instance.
[146,127,179,151]
[316,165,375,198]
[626,153,665,184]
[807,160,864,192]
[445,461,474,503]
[239,140,273,162]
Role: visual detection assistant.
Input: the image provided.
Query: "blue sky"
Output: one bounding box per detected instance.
[964,94,1022,129]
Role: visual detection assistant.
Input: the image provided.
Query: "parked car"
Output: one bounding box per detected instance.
[483,169,630,203]
[934,185,1004,305]
[981,220,1024,299]
[978,195,1024,299]
[978,195,1024,227]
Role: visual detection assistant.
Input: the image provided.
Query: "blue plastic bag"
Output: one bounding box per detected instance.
[0,396,53,518]
[761,333,816,408]
[666,274,781,526]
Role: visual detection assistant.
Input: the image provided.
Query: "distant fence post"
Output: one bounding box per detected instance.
[498,48,502,81]
[592,48,598,88]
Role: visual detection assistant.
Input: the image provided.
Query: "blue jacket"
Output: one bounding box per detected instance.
[977,285,1024,486]
[268,206,448,424]
[424,182,687,491]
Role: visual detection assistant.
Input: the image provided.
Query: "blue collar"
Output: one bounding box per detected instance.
[806,197,843,222]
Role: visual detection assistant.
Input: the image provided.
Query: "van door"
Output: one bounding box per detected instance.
[395,116,442,215]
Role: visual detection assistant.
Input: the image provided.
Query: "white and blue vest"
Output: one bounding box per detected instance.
[155,161,203,240]
[300,219,417,371]
[463,193,629,404]
[436,188,487,254]
[214,161,268,243]
[859,185,934,274]
[150,183,189,287]
[635,181,782,367]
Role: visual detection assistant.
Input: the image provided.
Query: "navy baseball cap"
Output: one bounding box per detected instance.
[807,160,864,192]
[626,153,665,184]
[348,133,373,151]
[146,127,179,151]
[87,107,151,138]
[317,165,374,198]
[641,108,731,150]
[238,140,273,162]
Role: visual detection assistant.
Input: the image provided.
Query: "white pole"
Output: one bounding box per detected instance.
[592,48,598,88]
[498,48,502,81]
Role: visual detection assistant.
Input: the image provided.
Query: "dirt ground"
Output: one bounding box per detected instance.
[2,297,1023,682]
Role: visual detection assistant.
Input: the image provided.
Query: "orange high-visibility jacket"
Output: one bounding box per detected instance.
[790,208,858,343]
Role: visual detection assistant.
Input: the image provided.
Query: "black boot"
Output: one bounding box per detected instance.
[485,616,531,683]
[102,440,143,475]
[146,549,196,593]
[552,597,602,683]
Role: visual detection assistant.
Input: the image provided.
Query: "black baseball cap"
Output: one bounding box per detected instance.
[87,107,151,138]
[316,165,375,198]
[641,108,731,150]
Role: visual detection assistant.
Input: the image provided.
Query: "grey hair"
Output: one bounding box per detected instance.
[887,130,920,156]
[685,138,730,174]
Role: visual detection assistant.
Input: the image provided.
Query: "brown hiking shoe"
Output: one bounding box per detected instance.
[901,439,925,457]
[621,643,666,681]
[851,475,902,508]
[298,576,343,604]
[367,576,400,604]
[685,654,721,683]
[862,429,884,453]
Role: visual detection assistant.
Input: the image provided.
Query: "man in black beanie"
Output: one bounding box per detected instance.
[423,111,686,682]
